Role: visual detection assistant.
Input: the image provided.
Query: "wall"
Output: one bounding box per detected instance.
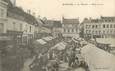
[84,22,115,38]
[0,0,7,34]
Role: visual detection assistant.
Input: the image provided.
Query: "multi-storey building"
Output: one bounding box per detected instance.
[52,21,62,37]
[0,0,8,71]
[62,17,79,37]
[83,16,115,38]
[43,19,62,37]
[0,0,40,45]
[0,0,7,34]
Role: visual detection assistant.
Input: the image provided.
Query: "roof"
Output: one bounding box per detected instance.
[24,13,38,25]
[36,18,44,26]
[5,0,39,25]
[83,16,115,23]
[62,18,79,24]
[3,0,13,7]
[83,19,102,23]
[101,16,115,20]
[43,20,62,28]
[53,21,62,28]
[7,7,25,21]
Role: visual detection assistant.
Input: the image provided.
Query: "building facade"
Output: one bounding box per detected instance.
[83,16,115,38]
[62,17,79,37]
[0,0,40,45]
[0,0,8,71]
[52,21,62,37]
[0,0,7,34]
[43,19,62,37]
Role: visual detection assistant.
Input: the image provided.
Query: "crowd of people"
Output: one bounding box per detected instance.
[29,37,89,71]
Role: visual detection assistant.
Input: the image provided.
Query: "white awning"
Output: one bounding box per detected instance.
[36,39,47,45]
[96,38,115,44]
[81,44,115,71]
[0,36,11,41]
[96,38,115,47]
[51,42,67,50]
[42,36,55,41]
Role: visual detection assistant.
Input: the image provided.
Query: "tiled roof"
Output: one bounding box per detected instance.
[6,0,39,25]
[83,16,115,23]
[63,18,79,24]
[3,0,13,7]
[101,16,115,20]
[53,21,62,28]
[43,20,62,28]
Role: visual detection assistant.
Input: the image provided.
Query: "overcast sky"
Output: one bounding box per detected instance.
[16,0,115,20]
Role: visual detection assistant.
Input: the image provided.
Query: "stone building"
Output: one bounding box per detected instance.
[52,21,62,37]
[62,17,79,37]
[0,0,39,45]
[0,0,7,34]
[83,16,115,38]
[43,19,62,37]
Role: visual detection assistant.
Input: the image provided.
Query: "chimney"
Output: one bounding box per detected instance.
[32,12,36,17]
[10,0,16,6]
[89,17,92,20]
[27,10,31,14]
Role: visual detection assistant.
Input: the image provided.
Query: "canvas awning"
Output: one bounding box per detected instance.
[96,38,115,44]
[42,36,55,41]
[51,42,67,50]
[36,39,47,45]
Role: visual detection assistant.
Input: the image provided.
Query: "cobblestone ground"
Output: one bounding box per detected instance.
[73,67,86,71]
[21,57,35,71]
[59,62,86,71]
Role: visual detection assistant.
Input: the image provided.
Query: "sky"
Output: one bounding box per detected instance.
[15,0,115,20]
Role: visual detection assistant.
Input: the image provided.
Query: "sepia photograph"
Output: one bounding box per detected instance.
[0,0,115,71]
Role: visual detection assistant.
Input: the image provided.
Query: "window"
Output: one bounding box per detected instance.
[107,24,109,28]
[72,29,74,32]
[103,31,105,34]
[30,26,32,32]
[92,25,95,28]
[109,20,111,22]
[89,30,91,33]
[86,25,88,29]
[13,22,16,30]
[92,31,94,34]
[68,29,70,33]
[95,25,98,28]
[0,9,4,17]
[107,30,109,34]
[99,31,101,35]
[103,24,105,28]
[95,31,97,34]
[0,23,4,33]
[105,20,108,22]
[20,23,22,31]
[64,29,66,32]
[110,30,112,34]
[110,24,112,28]
[89,25,91,28]
[86,30,88,34]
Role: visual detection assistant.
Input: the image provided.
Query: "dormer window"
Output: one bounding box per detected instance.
[105,20,108,22]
